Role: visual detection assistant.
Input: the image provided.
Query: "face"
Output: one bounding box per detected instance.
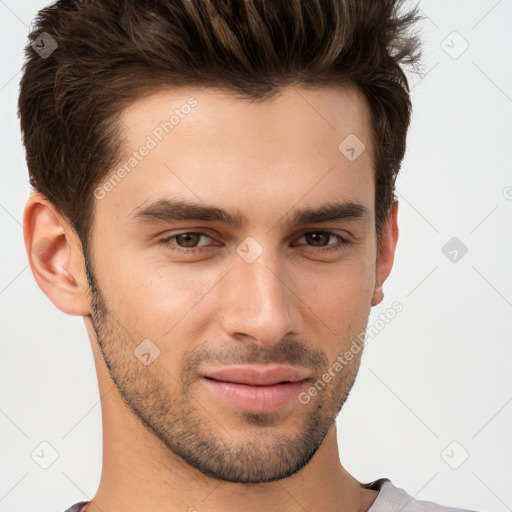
[85,85,387,483]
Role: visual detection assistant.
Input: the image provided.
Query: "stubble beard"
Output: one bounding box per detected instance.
[84,254,363,484]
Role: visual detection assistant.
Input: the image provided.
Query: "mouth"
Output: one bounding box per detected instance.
[200,365,311,413]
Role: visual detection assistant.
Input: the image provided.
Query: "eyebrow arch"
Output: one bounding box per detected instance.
[128,197,371,229]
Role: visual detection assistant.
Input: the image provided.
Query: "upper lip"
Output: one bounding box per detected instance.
[202,365,311,386]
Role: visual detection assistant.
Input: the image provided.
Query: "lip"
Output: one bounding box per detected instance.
[201,365,311,413]
[202,364,311,386]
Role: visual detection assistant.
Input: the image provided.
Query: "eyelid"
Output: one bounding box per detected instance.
[293,231,347,243]
[293,227,352,240]
[161,230,216,248]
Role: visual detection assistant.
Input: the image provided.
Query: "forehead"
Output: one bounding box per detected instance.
[120,83,373,161]
[97,84,375,227]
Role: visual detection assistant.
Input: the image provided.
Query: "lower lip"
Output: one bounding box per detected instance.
[202,378,308,412]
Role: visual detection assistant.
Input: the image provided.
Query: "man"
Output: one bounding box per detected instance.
[18,0,477,510]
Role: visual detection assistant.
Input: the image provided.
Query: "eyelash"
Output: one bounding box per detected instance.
[158,231,350,256]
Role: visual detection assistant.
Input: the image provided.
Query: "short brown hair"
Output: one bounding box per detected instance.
[18,0,422,252]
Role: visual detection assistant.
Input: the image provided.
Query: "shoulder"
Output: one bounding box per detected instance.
[364,478,480,512]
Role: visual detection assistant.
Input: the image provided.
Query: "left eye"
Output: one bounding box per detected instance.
[293,231,344,248]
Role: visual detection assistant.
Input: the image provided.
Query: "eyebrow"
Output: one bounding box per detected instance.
[128,197,370,229]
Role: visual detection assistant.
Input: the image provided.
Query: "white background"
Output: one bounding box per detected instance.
[1,1,511,511]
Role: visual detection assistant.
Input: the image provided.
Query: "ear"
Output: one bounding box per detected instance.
[23,192,91,316]
[371,200,399,307]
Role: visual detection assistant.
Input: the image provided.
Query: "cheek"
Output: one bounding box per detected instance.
[126,264,225,339]
[292,259,376,351]
[298,257,375,308]
[91,253,198,337]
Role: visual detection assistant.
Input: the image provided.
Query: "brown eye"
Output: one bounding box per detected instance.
[292,231,350,254]
[175,232,203,248]
[159,232,214,254]
[304,232,332,247]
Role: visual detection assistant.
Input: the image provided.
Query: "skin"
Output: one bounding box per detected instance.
[24,84,399,512]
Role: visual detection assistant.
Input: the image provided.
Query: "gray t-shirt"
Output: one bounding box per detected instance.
[63,478,478,512]
[363,478,477,511]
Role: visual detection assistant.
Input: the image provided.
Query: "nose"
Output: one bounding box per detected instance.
[219,244,302,348]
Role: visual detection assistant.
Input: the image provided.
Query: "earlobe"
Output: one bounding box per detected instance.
[371,200,399,307]
[23,192,91,316]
